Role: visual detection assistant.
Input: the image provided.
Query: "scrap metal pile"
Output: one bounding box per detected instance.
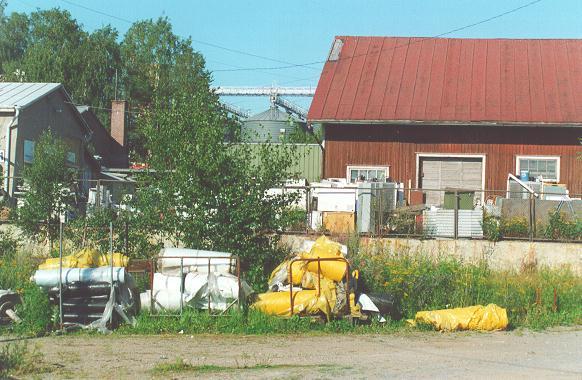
[140,248,251,313]
[32,248,138,331]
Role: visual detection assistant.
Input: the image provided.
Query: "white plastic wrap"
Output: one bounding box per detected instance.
[140,289,190,311]
[33,267,127,288]
[158,248,234,275]
[142,272,251,312]
[152,273,182,293]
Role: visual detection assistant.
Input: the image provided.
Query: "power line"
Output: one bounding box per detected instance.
[57,0,315,72]
[191,39,319,71]
[60,0,133,24]
[213,0,545,72]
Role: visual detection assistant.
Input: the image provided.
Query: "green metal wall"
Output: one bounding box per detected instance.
[238,143,322,182]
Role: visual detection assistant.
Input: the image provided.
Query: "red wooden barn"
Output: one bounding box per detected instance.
[308,36,582,201]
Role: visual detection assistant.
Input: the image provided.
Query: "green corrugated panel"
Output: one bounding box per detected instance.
[234,143,322,182]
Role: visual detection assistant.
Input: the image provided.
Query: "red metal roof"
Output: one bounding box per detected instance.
[308,37,582,125]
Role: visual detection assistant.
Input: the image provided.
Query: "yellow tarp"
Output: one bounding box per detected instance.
[301,236,347,282]
[410,304,509,331]
[38,248,129,270]
[252,278,338,319]
[98,252,129,267]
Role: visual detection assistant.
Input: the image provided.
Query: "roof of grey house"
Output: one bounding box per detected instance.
[0,82,62,109]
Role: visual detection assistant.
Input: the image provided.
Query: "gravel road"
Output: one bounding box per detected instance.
[2,328,581,379]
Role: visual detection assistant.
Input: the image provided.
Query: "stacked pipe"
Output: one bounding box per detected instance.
[32,267,139,330]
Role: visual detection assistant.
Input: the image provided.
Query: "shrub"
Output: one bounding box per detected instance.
[0,230,18,256]
[482,213,501,242]
[500,217,529,238]
[14,283,54,337]
[65,208,161,259]
[543,212,581,241]
[0,250,37,291]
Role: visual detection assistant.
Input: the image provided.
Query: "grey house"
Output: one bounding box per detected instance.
[0,82,100,197]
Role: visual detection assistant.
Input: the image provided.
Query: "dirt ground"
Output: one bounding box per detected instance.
[2,328,581,379]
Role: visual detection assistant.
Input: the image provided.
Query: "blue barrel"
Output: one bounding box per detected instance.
[520,170,529,181]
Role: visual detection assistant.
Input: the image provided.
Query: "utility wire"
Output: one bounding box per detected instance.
[191,38,319,71]
[58,0,315,72]
[213,0,545,72]
[60,0,133,24]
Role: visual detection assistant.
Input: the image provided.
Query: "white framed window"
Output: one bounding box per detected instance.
[516,155,560,182]
[347,165,389,183]
[23,140,35,163]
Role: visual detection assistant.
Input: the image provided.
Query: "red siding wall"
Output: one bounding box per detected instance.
[324,124,582,193]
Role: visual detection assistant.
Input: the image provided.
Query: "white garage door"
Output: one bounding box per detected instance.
[419,156,483,205]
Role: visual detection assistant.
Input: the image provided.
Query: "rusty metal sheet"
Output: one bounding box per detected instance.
[351,37,384,120]
[336,37,371,120]
[395,37,423,120]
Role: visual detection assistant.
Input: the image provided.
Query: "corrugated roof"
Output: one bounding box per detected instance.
[308,37,582,125]
[0,82,62,109]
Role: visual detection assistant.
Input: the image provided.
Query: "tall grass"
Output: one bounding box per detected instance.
[351,241,582,329]
[0,249,55,336]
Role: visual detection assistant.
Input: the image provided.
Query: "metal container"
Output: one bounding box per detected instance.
[242,106,299,142]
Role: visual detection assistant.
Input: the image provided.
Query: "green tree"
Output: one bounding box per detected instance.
[135,89,299,287]
[16,131,75,246]
[120,17,206,158]
[1,8,121,124]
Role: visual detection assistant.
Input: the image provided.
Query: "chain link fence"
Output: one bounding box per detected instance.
[2,177,580,243]
[281,184,581,243]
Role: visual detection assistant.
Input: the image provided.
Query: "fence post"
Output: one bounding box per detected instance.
[96,179,101,210]
[58,220,63,330]
[529,193,534,241]
[453,190,459,240]
[305,187,310,232]
[377,187,382,236]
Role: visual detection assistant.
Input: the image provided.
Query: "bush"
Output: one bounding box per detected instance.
[500,217,529,238]
[543,212,581,241]
[66,208,161,259]
[482,213,501,242]
[0,230,18,256]
[13,283,54,336]
[351,242,582,329]
[0,250,37,291]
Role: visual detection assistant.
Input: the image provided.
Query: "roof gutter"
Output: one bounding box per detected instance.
[309,119,582,128]
[3,107,18,196]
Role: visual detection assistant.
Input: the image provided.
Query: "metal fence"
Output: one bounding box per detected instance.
[2,176,580,243]
[280,185,582,243]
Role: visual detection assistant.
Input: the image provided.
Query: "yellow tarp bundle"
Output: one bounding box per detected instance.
[38,248,129,270]
[38,248,99,270]
[301,236,347,282]
[252,278,338,319]
[257,236,347,319]
[98,252,129,267]
[411,304,509,331]
[269,259,307,286]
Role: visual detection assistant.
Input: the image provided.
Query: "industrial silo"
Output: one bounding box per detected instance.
[242,106,300,142]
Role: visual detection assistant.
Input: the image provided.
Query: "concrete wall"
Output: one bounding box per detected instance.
[280,234,582,275]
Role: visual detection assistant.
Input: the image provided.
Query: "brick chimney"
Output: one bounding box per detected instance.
[111,100,127,147]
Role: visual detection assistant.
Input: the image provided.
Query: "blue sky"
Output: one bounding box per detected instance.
[5,0,582,114]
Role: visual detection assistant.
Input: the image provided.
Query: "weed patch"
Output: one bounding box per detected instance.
[0,341,49,378]
[151,358,334,375]
[352,243,582,330]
